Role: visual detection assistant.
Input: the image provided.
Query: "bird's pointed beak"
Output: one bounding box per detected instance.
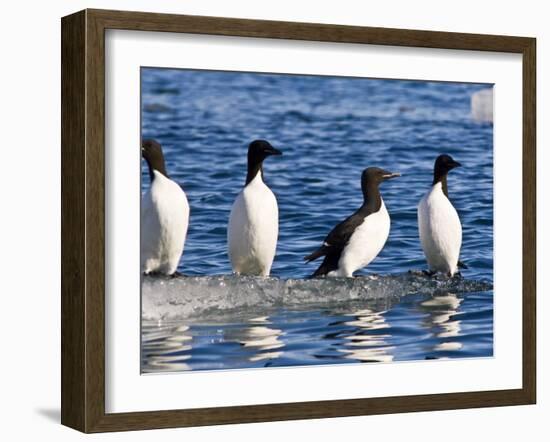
[452,160,462,168]
[267,147,282,156]
[383,172,401,180]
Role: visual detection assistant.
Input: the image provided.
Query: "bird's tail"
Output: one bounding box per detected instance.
[312,264,329,277]
[304,245,329,263]
[310,254,339,278]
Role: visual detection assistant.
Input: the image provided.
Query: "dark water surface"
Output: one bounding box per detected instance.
[140,68,493,372]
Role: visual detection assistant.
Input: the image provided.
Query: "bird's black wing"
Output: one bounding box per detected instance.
[304,211,364,263]
[311,253,342,277]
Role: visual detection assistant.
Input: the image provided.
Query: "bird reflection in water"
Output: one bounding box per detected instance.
[339,309,395,363]
[141,324,193,372]
[419,292,463,353]
[240,316,284,363]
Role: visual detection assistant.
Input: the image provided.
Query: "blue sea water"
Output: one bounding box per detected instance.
[140,68,493,372]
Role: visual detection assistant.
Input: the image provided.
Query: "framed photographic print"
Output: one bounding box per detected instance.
[61,9,536,433]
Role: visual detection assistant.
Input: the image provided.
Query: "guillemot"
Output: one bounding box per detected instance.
[305,167,400,277]
[227,140,282,276]
[141,139,190,276]
[417,154,463,277]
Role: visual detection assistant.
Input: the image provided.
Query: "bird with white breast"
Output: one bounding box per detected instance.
[305,167,401,277]
[141,139,190,276]
[227,140,282,276]
[417,154,463,277]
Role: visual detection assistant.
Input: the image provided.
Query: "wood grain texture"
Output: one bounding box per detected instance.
[85,9,107,432]
[522,38,536,403]
[60,8,537,433]
[89,8,532,52]
[61,10,86,431]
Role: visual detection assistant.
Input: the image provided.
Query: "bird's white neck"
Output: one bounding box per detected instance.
[152,169,170,183]
[432,181,443,192]
[247,170,264,187]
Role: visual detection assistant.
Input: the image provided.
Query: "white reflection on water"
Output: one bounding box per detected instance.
[142,324,193,371]
[420,293,463,352]
[240,316,284,362]
[339,309,395,363]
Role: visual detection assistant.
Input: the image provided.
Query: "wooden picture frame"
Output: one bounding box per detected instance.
[61,8,536,433]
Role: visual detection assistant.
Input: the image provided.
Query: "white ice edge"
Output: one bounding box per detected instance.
[142,273,493,321]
